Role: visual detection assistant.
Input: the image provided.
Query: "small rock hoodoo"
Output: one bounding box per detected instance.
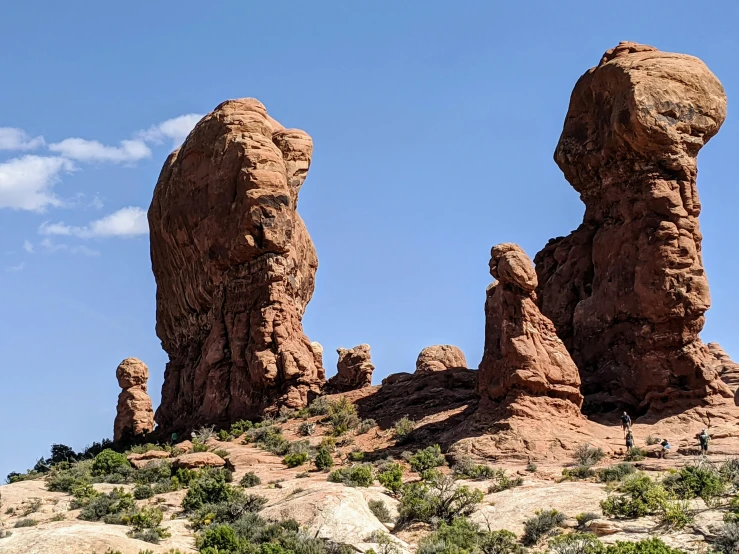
[534,42,733,414]
[478,243,583,417]
[149,99,325,432]
[114,358,155,442]
[415,345,468,373]
[328,344,375,392]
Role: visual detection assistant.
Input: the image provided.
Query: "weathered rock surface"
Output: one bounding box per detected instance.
[149,98,325,432]
[478,243,583,414]
[415,345,468,373]
[172,452,226,469]
[328,344,375,392]
[126,450,170,469]
[534,42,733,414]
[113,358,154,442]
[708,343,739,393]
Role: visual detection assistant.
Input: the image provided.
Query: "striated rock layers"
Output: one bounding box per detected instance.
[478,243,583,418]
[534,42,733,414]
[114,358,155,442]
[415,345,468,373]
[149,98,325,432]
[328,344,375,392]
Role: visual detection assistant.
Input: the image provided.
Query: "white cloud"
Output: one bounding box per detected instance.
[0,155,74,211]
[39,206,149,239]
[138,113,202,147]
[23,240,34,253]
[5,262,25,272]
[0,127,45,151]
[40,238,100,256]
[48,138,151,163]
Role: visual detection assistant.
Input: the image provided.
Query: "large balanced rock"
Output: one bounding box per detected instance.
[328,344,375,392]
[478,244,583,414]
[113,358,155,442]
[149,98,326,432]
[415,345,467,373]
[534,42,733,414]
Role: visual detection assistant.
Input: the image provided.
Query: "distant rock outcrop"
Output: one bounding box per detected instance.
[149,98,325,432]
[328,344,375,392]
[709,343,739,394]
[478,244,583,415]
[415,345,467,373]
[114,358,154,442]
[534,42,733,414]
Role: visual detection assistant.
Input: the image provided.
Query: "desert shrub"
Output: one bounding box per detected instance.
[597,463,635,483]
[350,449,365,462]
[191,441,209,453]
[133,484,154,500]
[79,487,135,522]
[229,419,253,437]
[604,538,688,554]
[0,530,12,539]
[526,461,538,473]
[240,472,261,488]
[646,436,660,446]
[409,445,446,474]
[418,519,523,554]
[574,513,599,528]
[624,448,646,462]
[369,499,392,522]
[574,444,605,467]
[190,492,268,530]
[720,458,739,490]
[377,462,404,494]
[713,521,739,554]
[182,469,240,513]
[393,417,415,444]
[212,448,230,459]
[662,463,725,505]
[245,425,290,455]
[358,419,377,434]
[298,422,316,436]
[487,469,524,493]
[308,396,332,416]
[92,449,130,476]
[328,464,374,487]
[18,497,42,516]
[128,506,171,544]
[453,457,496,480]
[563,465,596,480]
[284,452,309,468]
[193,425,216,443]
[660,498,693,529]
[14,518,38,528]
[398,474,483,525]
[522,509,566,545]
[327,397,360,435]
[314,447,334,471]
[548,532,605,554]
[197,524,240,552]
[70,483,99,508]
[6,470,42,484]
[217,429,231,442]
[600,474,670,518]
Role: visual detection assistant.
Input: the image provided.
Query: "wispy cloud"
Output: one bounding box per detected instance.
[23,240,34,254]
[138,114,203,147]
[0,127,45,151]
[5,262,25,272]
[0,155,74,211]
[48,138,151,163]
[40,238,100,256]
[39,206,149,239]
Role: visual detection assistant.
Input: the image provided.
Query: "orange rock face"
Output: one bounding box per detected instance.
[415,345,467,373]
[478,244,583,413]
[535,43,733,414]
[114,358,154,442]
[149,98,325,432]
[328,344,375,392]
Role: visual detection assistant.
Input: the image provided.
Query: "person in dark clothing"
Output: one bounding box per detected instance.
[699,429,710,455]
[625,430,634,452]
[621,412,632,435]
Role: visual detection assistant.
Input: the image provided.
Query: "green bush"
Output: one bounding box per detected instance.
[92,449,130,476]
[603,537,687,554]
[191,441,209,453]
[714,521,739,554]
[377,462,404,494]
[522,509,566,545]
[133,484,154,500]
[598,463,635,483]
[327,397,360,435]
[314,447,334,471]
[393,417,415,444]
[14,518,38,528]
[190,492,268,530]
[624,448,646,462]
[487,469,524,493]
[563,465,595,480]
[182,469,239,513]
[600,474,670,518]
[217,429,231,442]
[660,498,693,529]
[646,436,660,446]
[398,474,483,525]
[129,505,164,531]
[46,462,92,492]
[417,518,523,554]
[230,419,253,437]
[308,396,332,416]
[453,457,496,480]
[133,460,173,486]
[574,444,605,467]
[328,464,374,487]
[409,445,446,474]
[662,463,725,505]
[526,461,538,473]
[369,499,392,522]
[240,472,261,488]
[197,524,240,552]
[576,512,600,527]
[284,452,309,468]
[298,422,316,436]
[78,487,135,522]
[70,483,99,508]
[349,449,365,462]
[358,419,377,434]
[245,425,291,456]
[548,532,604,554]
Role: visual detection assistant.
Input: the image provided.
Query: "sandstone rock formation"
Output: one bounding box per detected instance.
[415,345,468,373]
[708,343,739,394]
[113,358,155,443]
[328,344,375,392]
[478,244,583,415]
[172,452,226,470]
[534,42,733,414]
[149,99,326,432]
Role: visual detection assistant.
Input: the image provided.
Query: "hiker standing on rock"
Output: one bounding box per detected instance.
[621,412,632,436]
[625,429,634,452]
[699,429,710,455]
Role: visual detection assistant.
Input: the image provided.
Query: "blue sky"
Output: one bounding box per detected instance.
[2,1,738,478]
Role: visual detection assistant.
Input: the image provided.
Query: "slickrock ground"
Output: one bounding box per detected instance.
[534,42,734,415]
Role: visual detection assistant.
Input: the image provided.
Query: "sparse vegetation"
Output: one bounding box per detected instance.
[487,469,524,493]
[239,472,261,488]
[369,499,392,522]
[284,452,309,468]
[298,422,316,436]
[522,509,566,545]
[574,444,606,467]
[597,463,635,483]
[349,449,365,462]
[314,446,334,471]
[393,417,415,444]
[377,462,404,495]
[662,463,725,505]
[453,456,498,480]
[562,465,595,480]
[328,464,374,487]
[548,532,603,554]
[646,436,660,446]
[358,418,377,434]
[397,473,483,525]
[308,396,332,416]
[244,425,290,455]
[418,518,524,554]
[327,397,360,435]
[79,487,135,523]
[600,474,670,518]
[128,506,171,544]
[713,521,739,554]
[624,448,646,462]
[409,445,446,474]
[576,512,600,528]
[133,484,154,500]
[526,461,538,473]
[14,518,39,528]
